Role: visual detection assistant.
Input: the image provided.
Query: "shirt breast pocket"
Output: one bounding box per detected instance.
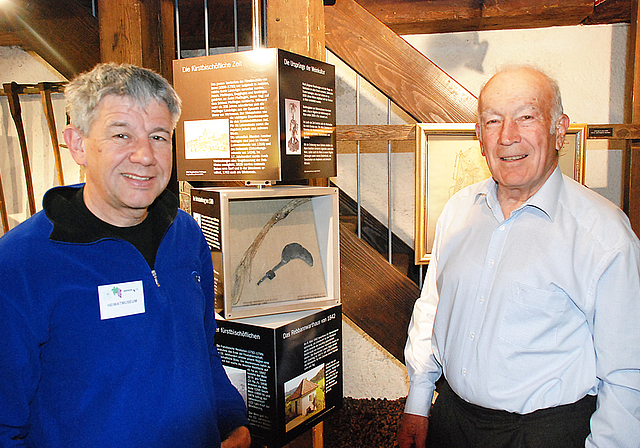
[498,282,567,350]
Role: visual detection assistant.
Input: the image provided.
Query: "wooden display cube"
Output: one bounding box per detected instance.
[191,186,340,319]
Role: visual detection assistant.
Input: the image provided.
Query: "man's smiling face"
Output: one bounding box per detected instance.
[475,67,567,202]
[68,94,174,227]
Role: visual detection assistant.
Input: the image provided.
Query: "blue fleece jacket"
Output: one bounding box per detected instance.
[0,185,248,447]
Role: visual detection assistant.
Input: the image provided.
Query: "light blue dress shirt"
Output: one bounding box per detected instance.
[404,167,640,447]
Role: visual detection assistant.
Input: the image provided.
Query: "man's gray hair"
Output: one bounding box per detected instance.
[546,72,564,132]
[479,65,564,134]
[65,63,182,134]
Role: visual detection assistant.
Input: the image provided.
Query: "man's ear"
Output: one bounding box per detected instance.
[555,114,570,151]
[63,125,87,167]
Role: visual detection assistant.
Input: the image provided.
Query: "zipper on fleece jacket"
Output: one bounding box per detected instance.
[151,270,160,287]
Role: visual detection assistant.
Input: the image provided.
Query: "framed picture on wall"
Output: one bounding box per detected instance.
[560,123,587,185]
[414,123,587,264]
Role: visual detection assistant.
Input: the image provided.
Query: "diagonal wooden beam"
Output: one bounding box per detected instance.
[340,222,420,362]
[325,0,477,123]
[2,0,99,80]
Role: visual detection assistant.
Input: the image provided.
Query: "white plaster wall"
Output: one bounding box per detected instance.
[0,46,79,235]
[405,24,627,206]
[333,24,629,400]
[342,317,410,399]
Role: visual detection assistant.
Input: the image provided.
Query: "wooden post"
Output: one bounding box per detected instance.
[266,0,328,190]
[97,0,177,194]
[266,0,326,62]
[628,142,640,235]
[97,0,176,81]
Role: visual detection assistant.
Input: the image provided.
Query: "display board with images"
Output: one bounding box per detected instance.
[216,305,343,447]
[173,48,336,182]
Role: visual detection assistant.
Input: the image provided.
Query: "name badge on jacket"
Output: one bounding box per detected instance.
[98,280,145,320]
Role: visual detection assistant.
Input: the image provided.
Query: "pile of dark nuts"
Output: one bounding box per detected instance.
[324,397,406,448]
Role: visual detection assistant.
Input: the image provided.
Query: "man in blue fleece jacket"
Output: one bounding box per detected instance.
[0,63,250,447]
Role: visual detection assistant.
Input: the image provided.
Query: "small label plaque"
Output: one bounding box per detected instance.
[588,127,613,138]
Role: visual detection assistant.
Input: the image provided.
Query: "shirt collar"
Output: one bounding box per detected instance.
[525,166,563,220]
[475,166,563,221]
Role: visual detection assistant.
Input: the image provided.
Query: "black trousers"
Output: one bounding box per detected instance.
[427,380,597,448]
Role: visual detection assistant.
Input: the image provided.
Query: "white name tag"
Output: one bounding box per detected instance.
[98,280,145,320]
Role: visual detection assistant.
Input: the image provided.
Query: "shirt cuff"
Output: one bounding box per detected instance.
[404,383,436,417]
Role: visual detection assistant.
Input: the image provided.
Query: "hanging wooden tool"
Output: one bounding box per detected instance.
[0,170,8,234]
[38,82,65,186]
[3,82,37,216]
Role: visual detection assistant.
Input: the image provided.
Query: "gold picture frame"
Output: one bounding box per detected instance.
[414,123,587,265]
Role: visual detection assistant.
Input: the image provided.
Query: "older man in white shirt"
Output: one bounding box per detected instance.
[398,66,640,448]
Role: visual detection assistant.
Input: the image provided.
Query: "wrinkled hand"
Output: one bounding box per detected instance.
[397,413,429,448]
[221,426,251,448]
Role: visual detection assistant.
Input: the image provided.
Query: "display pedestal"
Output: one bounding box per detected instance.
[216,305,342,448]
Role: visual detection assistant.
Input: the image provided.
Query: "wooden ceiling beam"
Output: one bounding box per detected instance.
[0,0,99,80]
[583,0,633,26]
[354,0,602,35]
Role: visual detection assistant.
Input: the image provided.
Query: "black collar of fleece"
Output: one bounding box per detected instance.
[43,184,178,244]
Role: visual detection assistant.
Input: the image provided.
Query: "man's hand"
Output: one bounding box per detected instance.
[397,413,429,448]
[221,426,251,448]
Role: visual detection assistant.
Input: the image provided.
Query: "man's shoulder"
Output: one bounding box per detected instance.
[0,211,54,277]
[560,176,625,219]
[0,211,52,249]
[560,176,637,247]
